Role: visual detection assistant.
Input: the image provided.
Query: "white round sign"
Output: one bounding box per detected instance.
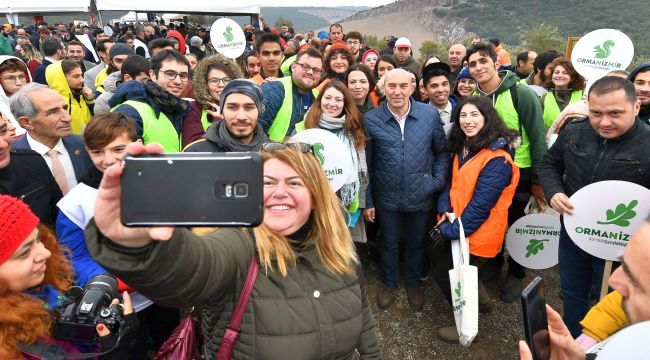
[210,18,246,59]
[290,129,353,192]
[571,29,634,80]
[506,214,561,269]
[564,181,650,261]
[591,321,650,358]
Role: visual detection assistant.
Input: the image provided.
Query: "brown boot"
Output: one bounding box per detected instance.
[478,281,493,313]
[376,285,396,310]
[406,283,424,311]
[437,326,459,343]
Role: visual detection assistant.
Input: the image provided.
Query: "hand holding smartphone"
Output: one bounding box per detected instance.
[121,152,263,227]
[521,277,551,360]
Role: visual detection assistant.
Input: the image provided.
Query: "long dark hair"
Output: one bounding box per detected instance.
[373,54,397,81]
[448,96,518,154]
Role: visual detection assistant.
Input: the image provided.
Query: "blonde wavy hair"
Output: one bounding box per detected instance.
[253,147,358,276]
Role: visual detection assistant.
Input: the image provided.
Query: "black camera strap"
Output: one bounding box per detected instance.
[19,333,121,359]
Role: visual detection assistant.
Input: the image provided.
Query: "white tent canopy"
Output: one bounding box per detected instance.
[95,0,260,15]
[3,0,89,13]
[118,12,183,23]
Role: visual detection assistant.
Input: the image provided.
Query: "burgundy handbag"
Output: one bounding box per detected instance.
[154,308,203,360]
[155,255,258,360]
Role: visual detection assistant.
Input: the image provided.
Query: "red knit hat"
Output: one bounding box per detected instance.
[0,195,39,264]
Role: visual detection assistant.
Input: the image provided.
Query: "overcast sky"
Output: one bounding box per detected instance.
[262,1,394,7]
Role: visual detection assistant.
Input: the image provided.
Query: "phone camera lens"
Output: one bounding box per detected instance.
[234,183,248,198]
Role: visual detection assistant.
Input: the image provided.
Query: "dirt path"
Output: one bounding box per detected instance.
[360,249,564,360]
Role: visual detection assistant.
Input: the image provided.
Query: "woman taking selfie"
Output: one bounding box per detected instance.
[0,195,136,358]
[87,142,382,359]
[296,79,368,243]
[432,96,520,343]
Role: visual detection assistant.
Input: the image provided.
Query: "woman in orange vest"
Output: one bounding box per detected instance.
[432,96,520,343]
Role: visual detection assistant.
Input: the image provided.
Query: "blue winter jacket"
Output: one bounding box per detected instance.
[364,100,450,212]
[56,212,107,287]
[437,139,514,240]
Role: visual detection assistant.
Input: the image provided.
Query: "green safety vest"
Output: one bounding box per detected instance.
[200,109,211,132]
[293,121,359,215]
[493,88,532,169]
[542,90,583,129]
[113,100,181,152]
[267,77,319,142]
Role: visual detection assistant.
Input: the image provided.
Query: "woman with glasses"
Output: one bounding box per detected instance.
[181,54,244,148]
[87,141,382,359]
[361,49,380,72]
[451,67,477,100]
[295,79,368,243]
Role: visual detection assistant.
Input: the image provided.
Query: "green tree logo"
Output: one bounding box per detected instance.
[525,239,549,258]
[454,281,461,299]
[597,200,638,227]
[593,40,615,59]
[312,143,325,165]
[223,26,234,43]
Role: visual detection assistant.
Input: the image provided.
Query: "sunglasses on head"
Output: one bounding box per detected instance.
[262,142,314,154]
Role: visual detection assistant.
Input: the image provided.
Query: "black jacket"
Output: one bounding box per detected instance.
[540,118,650,201]
[0,149,63,226]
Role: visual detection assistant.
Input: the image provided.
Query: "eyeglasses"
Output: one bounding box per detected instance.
[208,77,231,86]
[346,40,360,46]
[160,69,190,81]
[1,74,26,83]
[458,79,477,86]
[294,62,323,75]
[262,142,313,154]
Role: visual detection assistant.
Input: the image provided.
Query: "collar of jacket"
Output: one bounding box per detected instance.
[379,99,426,122]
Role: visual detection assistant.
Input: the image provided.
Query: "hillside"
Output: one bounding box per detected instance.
[260,7,369,33]
[343,0,650,58]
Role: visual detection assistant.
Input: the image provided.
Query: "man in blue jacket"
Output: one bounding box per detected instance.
[364,68,450,311]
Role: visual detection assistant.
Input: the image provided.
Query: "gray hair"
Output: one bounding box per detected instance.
[9,82,50,119]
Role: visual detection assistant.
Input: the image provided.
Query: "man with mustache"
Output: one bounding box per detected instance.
[10,83,90,195]
[0,112,62,227]
[184,79,268,152]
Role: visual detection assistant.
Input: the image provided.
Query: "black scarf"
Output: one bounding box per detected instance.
[211,120,268,152]
[143,80,188,114]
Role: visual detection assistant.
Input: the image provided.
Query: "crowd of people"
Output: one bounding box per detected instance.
[0,17,649,359]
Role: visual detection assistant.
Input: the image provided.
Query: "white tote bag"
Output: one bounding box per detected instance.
[448,217,479,346]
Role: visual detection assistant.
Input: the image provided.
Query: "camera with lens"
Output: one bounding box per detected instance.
[53,274,123,342]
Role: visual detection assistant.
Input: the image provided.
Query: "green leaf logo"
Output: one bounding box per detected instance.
[454,281,461,298]
[593,40,615,59]
[223,26,234,43]
[525,239,549,258]
[597,200,638,227]
[312,142,325,165]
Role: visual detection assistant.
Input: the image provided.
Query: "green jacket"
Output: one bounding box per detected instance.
[85,221,381,360]
[0,35,12,55]
[476,71,548,184]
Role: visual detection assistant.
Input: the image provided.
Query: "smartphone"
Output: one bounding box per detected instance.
[121,152,263,227]
[521,277,550,360]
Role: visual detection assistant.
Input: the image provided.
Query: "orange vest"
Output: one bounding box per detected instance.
[450,148,520,258]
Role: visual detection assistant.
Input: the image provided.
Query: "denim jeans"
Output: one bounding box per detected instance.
[558,222,606,338]
[377,208,430,286]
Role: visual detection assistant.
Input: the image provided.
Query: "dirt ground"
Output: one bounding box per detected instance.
[359,245,564,360]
